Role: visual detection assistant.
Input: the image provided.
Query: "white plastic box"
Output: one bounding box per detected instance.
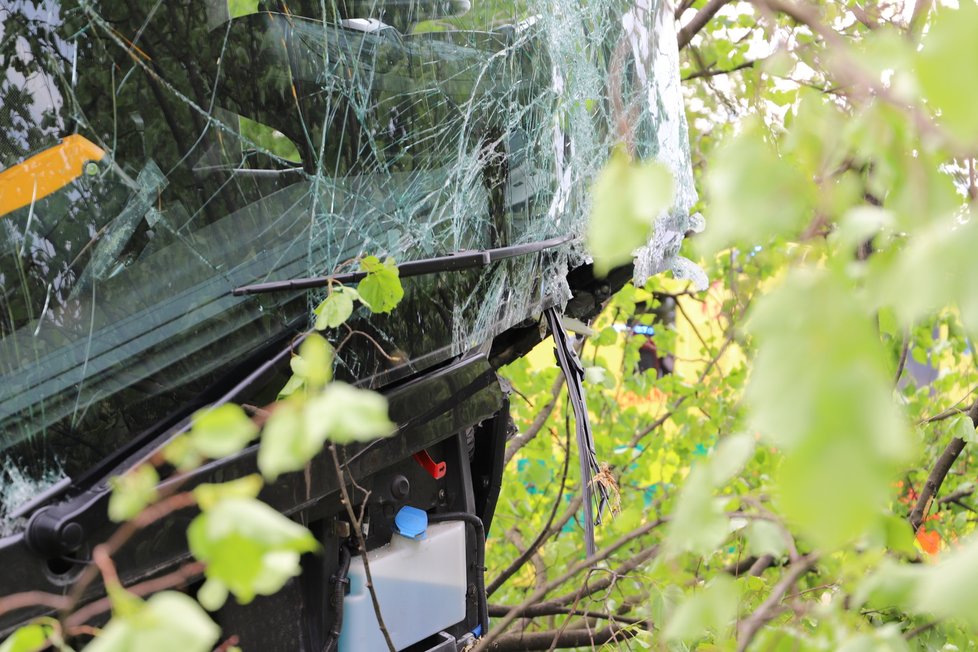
[338,521,467,652]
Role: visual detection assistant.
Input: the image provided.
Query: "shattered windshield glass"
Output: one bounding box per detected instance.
[0,0,696,525]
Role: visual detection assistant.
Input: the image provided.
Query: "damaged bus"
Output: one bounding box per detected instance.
[0,0,697,648]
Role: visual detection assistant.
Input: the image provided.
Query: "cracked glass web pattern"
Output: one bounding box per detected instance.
[0,0,696,524]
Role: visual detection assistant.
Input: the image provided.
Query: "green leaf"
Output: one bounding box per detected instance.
[259,383,395,481]
[948,414,978,444]
[227,0,259,19]
[879,213,978,330]
[313,289,355,330]
[257,401,307,482]
[913,533,978,628]
[304,382,397,446]
[698,117,816,255]
[108,465,159,523]
[192,474,263,511]
[747,269,915,549]
[746,519,786,559]
[664,575,739,642]
[667,467,729,556]
[709,433,755,486]
[1,623,51,652]
[197,579,229,612]
[587,148,674,277]
[162,435,203,473]
[357,256,404,313]
[853,560,922,612]
[188,404,258,460]
[81,592,220,652]
[916,1,978,147]
[289,333,334,392]
[187,498,319,604]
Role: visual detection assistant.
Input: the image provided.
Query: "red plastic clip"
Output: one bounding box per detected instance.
[412,450,447,479]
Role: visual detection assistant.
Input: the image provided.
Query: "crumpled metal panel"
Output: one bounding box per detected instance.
[0,0,696,523]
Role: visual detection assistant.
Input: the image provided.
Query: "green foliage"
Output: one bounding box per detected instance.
[916,1,978,148]
[108,465,159,523]
[57,240,405,650]
[314,287,358,330]
[489,3,978,650]
[187,404,259,460]
[0,620,63,652]
[587,148,674,276]
[357,256,404,313]
[187,498,320,608]
[81,592,219,652]
[664,575,739,643]
[258,381,396,481]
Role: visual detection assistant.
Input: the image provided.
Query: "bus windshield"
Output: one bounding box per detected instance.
[0,0,696,527]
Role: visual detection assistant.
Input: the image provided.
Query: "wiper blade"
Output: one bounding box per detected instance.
[231,234,576,296]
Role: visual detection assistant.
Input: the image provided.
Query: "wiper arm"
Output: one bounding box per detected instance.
[231,234,576,296]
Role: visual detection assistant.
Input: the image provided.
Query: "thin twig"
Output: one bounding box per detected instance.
[737,554,819,652]
[504,375,565,465]
[894,334,910,386]
[904,620,939,640]
[683,59,758,81]
[65,562,206,628]
[472,519,667,651]
[329,444,396,652]
[65,492,198,613]
[489,422,575,595]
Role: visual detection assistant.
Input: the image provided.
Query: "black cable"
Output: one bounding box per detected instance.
[322,542,353,652]
[428,512,490,638]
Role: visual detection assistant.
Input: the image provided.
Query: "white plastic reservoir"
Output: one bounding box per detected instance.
[338,520,467,651]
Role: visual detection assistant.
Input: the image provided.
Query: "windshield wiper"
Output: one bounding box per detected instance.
[231,234,576,296]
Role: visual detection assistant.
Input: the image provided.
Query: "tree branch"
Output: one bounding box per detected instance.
[472,519,666,651]
[486,603,643,625]
[683,59,757,81]
[489,423,579,596]
[737,554,818,652]
[504,375,565,465]
[485,624,639,651]
[909,400,978,531]
[329,445,396,652]
[678,0,735,50]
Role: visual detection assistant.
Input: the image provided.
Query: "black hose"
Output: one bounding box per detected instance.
[322,542,353,652]
[428,512,490,639]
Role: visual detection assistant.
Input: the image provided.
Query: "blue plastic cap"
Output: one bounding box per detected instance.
[394,506,428,540]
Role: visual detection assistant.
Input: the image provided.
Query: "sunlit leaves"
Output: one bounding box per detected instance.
[747,269,914,549]
[587,148,674,277]
[913,534,978,628]
[699,118,816,255]
[258,382,395,481]
[663,575,738,643]
[667,466,728,556]
[192,474,263,511]
[81,592,220,652]
[306,382,396,444]
[880,212,978,331]
[916,1,978,148]
[313,287,357,330]
[187,498,319,608]
[288,333,334,393]
[358,256,404,313]
[188,404,259,460]
[746,520,786,559]
[0,620,60,652]
[108,465,159,523]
